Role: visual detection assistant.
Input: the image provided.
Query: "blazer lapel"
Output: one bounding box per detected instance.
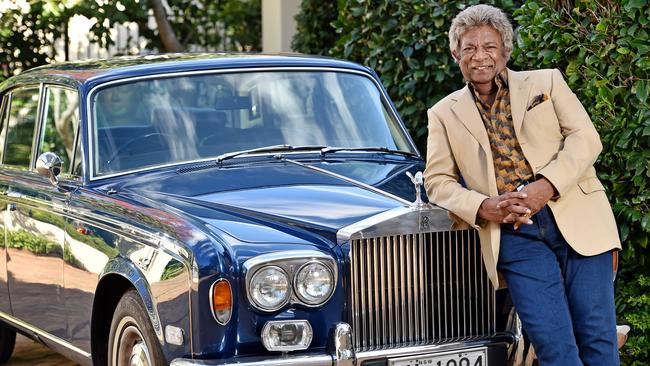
[508,68,533,136]
[450,86,491,154]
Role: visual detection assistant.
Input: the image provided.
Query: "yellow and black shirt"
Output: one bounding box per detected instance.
[469,70,533,195]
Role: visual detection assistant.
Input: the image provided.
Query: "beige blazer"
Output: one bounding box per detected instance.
[423,68,621,288]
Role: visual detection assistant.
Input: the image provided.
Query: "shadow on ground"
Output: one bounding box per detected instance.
[5,334,77,366]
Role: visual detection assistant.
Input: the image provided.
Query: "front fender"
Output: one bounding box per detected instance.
[98,244,194,360]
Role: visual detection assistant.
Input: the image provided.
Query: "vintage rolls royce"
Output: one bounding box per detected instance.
[0,54,519,366]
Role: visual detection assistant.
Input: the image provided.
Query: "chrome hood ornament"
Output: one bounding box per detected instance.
[405,171,425,209]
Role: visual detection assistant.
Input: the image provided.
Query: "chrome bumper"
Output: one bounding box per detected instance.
[170,323,515,366]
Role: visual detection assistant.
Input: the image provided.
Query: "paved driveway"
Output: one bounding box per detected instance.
[6,334,76,366]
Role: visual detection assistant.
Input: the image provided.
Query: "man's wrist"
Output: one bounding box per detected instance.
[537,175,559,199]
[475,199,488,227]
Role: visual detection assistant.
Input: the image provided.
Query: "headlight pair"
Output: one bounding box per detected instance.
[245,251,337,312]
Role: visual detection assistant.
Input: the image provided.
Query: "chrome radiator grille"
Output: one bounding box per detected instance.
[348,230,495,350]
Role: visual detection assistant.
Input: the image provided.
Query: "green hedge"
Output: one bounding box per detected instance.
[512,1,649,363]
[291,0,338,55]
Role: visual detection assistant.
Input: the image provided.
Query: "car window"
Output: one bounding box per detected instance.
[91,71,415,177]
[37,86,80,174]
[3,87,40,167]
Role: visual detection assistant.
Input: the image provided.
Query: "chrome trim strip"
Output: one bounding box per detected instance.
[283,158,411,206]
[86,66,419,182]
[171,355,333,366]
[0,310,92,358]
[337,206,454,245]
[372,237,379,346]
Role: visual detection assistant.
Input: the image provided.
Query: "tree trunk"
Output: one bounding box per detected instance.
[149,0,183,52]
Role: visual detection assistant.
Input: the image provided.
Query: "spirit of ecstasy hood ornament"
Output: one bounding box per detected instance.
[405,171,425,209]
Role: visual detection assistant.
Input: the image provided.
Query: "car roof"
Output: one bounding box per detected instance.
[0,53,371,91]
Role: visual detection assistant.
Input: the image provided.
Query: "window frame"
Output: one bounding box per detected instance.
[0,92,9,163]
[34,84,82,179]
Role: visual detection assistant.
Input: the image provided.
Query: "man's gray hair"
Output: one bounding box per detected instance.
[448,4,513,60]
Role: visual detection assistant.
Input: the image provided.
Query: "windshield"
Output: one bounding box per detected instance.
[91,70,415,177]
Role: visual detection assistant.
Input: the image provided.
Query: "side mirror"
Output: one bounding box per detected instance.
[36,152,62,185]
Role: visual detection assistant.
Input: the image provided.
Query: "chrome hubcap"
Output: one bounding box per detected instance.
[113,317,152,366]
[129,341,150,366]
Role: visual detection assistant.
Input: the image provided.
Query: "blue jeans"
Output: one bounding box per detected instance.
[498,205,619,366]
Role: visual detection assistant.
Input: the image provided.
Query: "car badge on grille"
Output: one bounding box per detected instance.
[405,171,425,209]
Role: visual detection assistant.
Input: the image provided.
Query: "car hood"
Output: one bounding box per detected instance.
[119,158,425,244]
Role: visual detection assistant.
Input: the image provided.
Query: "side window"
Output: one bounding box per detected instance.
[3,87,40,167]
[37,86,80,174]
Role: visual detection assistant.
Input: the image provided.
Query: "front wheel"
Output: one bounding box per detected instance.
[0,324,15,364]
[108,289,165,366]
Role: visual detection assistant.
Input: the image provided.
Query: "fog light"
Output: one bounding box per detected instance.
[261,320,313,351]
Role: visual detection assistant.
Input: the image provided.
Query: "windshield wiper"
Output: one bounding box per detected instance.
[320,146,419,157]
[216,144,328,164]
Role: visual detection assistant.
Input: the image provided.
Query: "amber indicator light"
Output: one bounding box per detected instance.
[212,280,232,311]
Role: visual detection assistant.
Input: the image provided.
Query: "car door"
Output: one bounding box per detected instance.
[3,85,68,339]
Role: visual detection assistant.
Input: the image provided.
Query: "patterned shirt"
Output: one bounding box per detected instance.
[469,70,533,194]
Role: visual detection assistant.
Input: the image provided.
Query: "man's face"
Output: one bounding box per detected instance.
[453,25,508,86]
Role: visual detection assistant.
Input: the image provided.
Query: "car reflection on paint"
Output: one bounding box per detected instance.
[0,54,518,366]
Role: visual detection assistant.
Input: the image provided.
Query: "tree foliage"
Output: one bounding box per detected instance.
[0,0,149,81]
[512,1,649,364]
[147,0,261,52]
[0,0,261,82]
[291,0,338,55]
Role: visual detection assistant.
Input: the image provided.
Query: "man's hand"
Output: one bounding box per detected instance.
[498,178,556,229]
[477,191,532,225]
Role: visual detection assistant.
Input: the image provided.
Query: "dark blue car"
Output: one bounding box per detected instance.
[0,54,518,366]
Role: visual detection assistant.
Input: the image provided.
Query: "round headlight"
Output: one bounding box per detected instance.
[250,266,290,310]
[294,261,334,305]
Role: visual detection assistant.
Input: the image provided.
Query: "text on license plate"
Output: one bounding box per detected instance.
[388,347,487,366]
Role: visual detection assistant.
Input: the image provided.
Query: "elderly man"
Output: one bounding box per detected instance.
[423,4,621,365]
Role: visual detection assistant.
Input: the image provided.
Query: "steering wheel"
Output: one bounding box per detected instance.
[104,133,171,169]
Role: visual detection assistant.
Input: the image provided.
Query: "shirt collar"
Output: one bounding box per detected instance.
[468,68,509,101]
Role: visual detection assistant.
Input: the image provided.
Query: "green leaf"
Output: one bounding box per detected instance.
[642,213,650,231]
[636,80,649,104]
[617,47,630,55]
[527,2,540,10]
[620,224,630,241]
[624,0,647,10]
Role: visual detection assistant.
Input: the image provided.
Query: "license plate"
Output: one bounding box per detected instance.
[388,347,487,366]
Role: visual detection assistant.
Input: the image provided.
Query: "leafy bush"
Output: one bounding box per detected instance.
[511,1,649,363]
[291,0,338,55]
[329,0,518,149]
[617,275,650,364]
